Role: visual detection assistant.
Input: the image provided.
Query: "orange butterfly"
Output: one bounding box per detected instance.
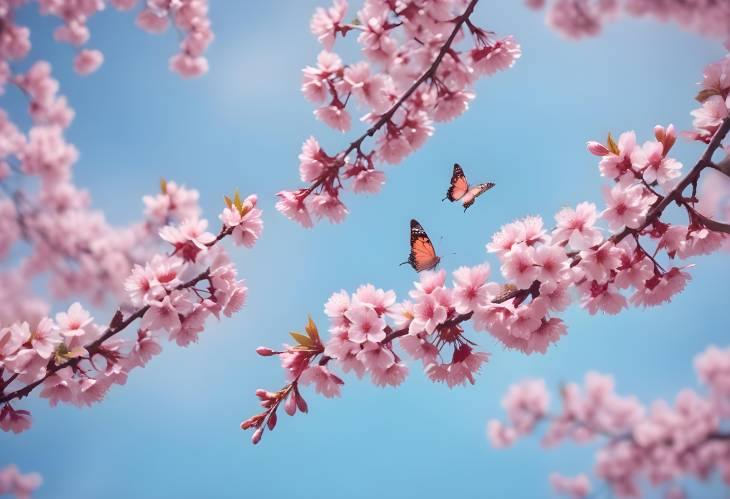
[443,163,495,211]
[400,219,441,272]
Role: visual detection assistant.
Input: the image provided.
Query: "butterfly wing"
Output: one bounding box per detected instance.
[444,163,469,202]
[405,219,440,272]
[461,182,496,211]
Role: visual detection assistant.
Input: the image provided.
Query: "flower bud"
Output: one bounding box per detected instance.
[586,141,609,156]
[256,346,275,356]
[296,393,309,413]
[284,393,297,416]
[251,427,263,445]
[267,412,277,430]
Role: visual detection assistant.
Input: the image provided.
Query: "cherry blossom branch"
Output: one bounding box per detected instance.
[0,191,262,434]
[489,345,730,498]
[278,0,521,226]
[0,268,212,406]
[313,0,480,174]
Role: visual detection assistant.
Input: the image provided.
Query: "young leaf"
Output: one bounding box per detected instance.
[305,315,320,344]
[695,88,721,103]
[160,178,168,194]
[224,195,233,209]
[233,189,243,214]
[606,132,619,155]
[290,332,314,348]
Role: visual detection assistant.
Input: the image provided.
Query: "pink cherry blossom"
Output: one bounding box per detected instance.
[549,473,591,499]
[345,305,386,343]
[452,264,498,314]
[276,190,314,228]
[0,464,42,498]
[553,202,603,250]
[501,243,539,288]
[409,291,449,335]
[310,0,347,49]
[73,49,103,75]
[299,365,343,398]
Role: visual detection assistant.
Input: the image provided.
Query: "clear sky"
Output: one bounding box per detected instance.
[1,2,728,498]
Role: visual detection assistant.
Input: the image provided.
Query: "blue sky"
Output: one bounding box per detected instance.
[1,2,728,498]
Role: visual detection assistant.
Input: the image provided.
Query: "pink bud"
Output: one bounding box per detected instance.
[586,141,609,156]
[255,389,270,400]
[296,393,308,413]
[284,393,297,416]
[251,427,263,445]
[664,124,676,154]
[654,125,666,142]
[240,417,255,430]
[256,346,275,356]
[267,412,277,430]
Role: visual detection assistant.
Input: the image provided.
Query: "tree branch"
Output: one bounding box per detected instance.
[685,204,730,234]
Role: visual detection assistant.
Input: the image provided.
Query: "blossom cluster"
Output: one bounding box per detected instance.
[276,0,521,227]
[0,464,41,498]
[0,54,264,432]
[0,190,262,433]
[243,54,730,444]
[524,0,730,41]
[488,345,730,499]
[0,0,212,77]
[0,61,197,327]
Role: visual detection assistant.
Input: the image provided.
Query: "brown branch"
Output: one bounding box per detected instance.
[685,204,730,235]
[302,0,481,196]
[709,155,730,178]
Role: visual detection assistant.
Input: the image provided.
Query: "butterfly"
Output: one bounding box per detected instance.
[400,219,441,272]
[443,163,495,211]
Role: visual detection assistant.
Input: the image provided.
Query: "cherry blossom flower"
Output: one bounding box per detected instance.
[73,49,103,75]
[553,202,603,250]
[0,464,42,498]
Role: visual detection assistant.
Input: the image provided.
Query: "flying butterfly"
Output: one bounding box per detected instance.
[400,219,441,272]
[443,163,495,211]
